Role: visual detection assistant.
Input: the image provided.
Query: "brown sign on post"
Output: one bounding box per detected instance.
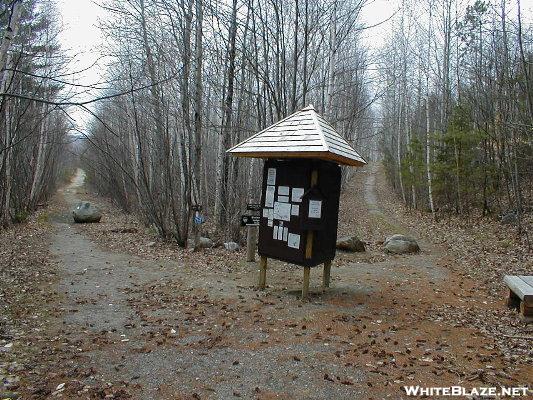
[227,105,366,298]
[241,215,260,226]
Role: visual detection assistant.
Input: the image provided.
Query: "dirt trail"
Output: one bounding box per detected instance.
[51,170,184,397]
[363,163,380,215]
[52,168,441,398]
[49,171,372,399]
[355,162,438,253]
[25,165,528,399]
[53,170,164,333]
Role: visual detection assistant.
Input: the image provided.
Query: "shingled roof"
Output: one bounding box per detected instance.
[227,105,366,166]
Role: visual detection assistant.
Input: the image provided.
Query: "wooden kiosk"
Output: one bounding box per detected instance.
[227,105,366,298]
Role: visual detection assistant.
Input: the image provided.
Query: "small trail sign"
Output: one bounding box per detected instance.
[241,215,260,226]
[247,203,262,212]
[194,212,205,225]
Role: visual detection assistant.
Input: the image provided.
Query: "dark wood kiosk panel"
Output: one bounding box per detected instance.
[227,105,366,298]
[258,159,341,267]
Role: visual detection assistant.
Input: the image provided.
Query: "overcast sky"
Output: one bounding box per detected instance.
[55,0,398,131]
[55,0,106,131]
[56,0,397,76]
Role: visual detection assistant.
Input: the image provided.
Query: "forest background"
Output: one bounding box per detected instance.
[0,0,531,247]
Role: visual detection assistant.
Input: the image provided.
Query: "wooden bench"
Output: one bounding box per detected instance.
[504,275,533,322]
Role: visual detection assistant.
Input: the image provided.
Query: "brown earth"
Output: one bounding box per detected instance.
[0,164,531,399]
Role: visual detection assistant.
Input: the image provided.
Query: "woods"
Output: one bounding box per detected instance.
[0,0,531,245]
[380,0,533,235]
[82,0,374,245]
[0,0,70,227]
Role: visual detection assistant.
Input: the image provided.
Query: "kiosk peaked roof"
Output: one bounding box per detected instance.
[227,105,366,166]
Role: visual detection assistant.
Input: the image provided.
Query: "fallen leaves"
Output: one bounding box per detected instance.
[2,166,532,399]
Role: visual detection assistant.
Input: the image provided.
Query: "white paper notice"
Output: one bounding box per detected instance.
[288,233,300,249]
[278,186,289,196]
[292,188,304,203]
[291,204,300,216]
[265,185,275,207]
[267,209,274,220]
[262,208,270,218]
[273,225,279,239]
[273,202,291,221]
[278,195,289,203]
[308,200,322,218]
[277,226,283,240]
[268,219,273,227]
[267,168,276,185]
[282,227,288,241]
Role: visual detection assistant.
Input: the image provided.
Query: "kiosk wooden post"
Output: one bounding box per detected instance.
[302,266,311,299]
[258,256,268,289]
[322,261,331,288]
[246,225,258,262]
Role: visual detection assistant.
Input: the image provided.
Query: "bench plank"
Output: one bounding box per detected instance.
[504,275,533,304]
[519,275,533,287]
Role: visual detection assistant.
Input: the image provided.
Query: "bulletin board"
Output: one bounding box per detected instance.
[258,159,341,267]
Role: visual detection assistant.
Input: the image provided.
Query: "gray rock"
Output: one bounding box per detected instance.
[72,202,102,223]
[187,237,214,249]
[6,363,23,374]
[501,212,518,225]
[200,237,215,248]
[3,376,20,390]
[224,242,240,251]
[0,392,19,400]
[0,343,12,353]
[336,236,365,252]
[384,234,420,254]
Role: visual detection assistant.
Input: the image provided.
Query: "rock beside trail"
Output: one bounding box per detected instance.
[224,242,240,251]
[384,234,419,254]
[2,375,20,390]
[501,212,517,225]
[187,237,214,249]
[336,236,365,252]
[72,202,102,223]
[0,391,19,400]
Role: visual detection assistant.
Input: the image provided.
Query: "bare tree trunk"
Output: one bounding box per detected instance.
[0,0,22,78]
[426,97,435,216]
[517,0,533,123]
[0,103,13,226]
[440,0,452,129]
[302,0,309,106]
[453,137,462,213]
[140,0,171,235]
[408,120,416,208]
[192,0,203,249]
[290,0,299,111]
[397,94,406,204]
[213,108,224,223]
[325,1,337,115]
[29,104,49,208]
[426,3,436,218]
[0,1,22,226]
[214,0,238,232]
